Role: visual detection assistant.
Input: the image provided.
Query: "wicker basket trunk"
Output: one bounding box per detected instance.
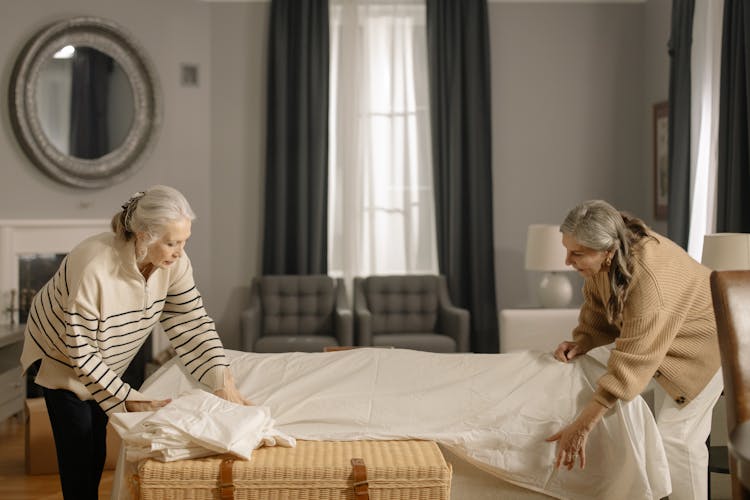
[136,440,452,500]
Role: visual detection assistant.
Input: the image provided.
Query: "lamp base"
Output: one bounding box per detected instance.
[537,272,573,308]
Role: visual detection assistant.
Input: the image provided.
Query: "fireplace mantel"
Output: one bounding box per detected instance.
[0,219,109,325]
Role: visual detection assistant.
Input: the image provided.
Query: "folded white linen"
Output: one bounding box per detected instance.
[117,348,670,500]
[110,388,295,462]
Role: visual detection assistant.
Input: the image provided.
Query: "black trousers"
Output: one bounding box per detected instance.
[43,387,108,500]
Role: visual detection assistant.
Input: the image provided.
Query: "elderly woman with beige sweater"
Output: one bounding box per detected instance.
[547,199,722,500]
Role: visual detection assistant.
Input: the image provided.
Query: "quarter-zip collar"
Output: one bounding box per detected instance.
[114,235,145,280]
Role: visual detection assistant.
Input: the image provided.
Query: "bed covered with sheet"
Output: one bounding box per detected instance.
[113,348,670,500]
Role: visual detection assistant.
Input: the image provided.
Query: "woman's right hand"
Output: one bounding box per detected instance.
[125,398,172,412]
[553,341,583,363]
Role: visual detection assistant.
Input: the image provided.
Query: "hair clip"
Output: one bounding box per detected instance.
[121,191,146,232]
[121,191,146,211]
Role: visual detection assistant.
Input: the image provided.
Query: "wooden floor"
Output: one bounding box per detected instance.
[0,415,114,500]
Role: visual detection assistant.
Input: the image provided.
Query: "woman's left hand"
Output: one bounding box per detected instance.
[545,400,607,470]
[545,419,591,470]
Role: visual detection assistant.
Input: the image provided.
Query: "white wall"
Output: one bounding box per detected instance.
[0,0,671,349]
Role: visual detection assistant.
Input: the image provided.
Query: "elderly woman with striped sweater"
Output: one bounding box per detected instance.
[20,185,249,500]
[546,199,722,500]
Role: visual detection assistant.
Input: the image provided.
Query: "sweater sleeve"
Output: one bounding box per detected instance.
[571,278,619,352]
[159,255,230,391]
[592,309,679,408]
[63,273,134,415]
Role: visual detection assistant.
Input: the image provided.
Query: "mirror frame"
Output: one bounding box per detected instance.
[9,17,161,189]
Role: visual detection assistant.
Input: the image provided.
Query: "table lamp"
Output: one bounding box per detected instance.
[701,233,750,270]
[525,224,572,308]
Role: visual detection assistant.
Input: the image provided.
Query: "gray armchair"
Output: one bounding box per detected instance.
[241,275,353,352]
[354,275,470,352]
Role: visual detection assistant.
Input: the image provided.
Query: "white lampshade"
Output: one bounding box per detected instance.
[525,224,568,271]
[701,233,750,270]
[524,224,572,308]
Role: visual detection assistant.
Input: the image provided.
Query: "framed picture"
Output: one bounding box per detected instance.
[653,101,669,219]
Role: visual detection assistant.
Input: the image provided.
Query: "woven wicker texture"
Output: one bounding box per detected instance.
[137,440,451,500]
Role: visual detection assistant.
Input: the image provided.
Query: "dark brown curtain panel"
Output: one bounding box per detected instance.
[263,0,330,274]
[717,0,750,232]
[666,0,694,249]
[426,0,498,353]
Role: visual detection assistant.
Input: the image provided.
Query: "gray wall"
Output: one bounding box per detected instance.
[644,0,671,237]
[0,0,216,331]
[490,0,671,311]
[209,4,269,349]
[0,0,671,349]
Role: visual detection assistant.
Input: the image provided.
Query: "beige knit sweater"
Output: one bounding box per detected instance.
[572,232,721,409]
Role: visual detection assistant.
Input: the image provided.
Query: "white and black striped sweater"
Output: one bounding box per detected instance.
[20,232,230,415]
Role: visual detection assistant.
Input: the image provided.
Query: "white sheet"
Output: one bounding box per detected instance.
[115,348,670,500]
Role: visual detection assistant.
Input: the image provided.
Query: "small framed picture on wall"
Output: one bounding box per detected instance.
[653,101,669,220]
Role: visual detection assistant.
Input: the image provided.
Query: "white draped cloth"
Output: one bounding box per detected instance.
[113,348,671,500]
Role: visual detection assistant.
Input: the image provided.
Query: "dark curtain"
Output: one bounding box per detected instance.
[426,0,498,353]
[716,0,750,232]
[666,0,695,249]
[69,47,112,159]
[262,0,330,275]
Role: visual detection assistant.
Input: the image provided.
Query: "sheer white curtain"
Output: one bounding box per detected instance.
[687,0,724,260]
[328,0,438,285]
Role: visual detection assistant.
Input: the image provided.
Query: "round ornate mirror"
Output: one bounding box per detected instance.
[9,17,161,189]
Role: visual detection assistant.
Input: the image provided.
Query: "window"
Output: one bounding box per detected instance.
[328,0,437,283]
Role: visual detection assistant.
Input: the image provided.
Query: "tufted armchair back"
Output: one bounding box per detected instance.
[354,274,470,352]
[361,275,439,334]
[241,275,353,352]
[260,275,335,336]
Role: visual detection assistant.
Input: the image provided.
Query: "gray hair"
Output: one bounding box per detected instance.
[560,199,652,323]
[560,200,625,253]
[111,185,195,261]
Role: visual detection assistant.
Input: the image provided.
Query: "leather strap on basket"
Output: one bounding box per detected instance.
[219,457,235,500]
[351,458,369,499]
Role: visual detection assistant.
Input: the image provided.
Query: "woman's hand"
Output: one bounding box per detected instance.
[125,398,172,412]
[553,341,584,363]
[214,370,253,406]
[545,400,607,470]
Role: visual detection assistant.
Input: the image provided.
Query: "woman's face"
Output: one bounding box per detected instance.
[562,232,611,278]
[142,218,191,270]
